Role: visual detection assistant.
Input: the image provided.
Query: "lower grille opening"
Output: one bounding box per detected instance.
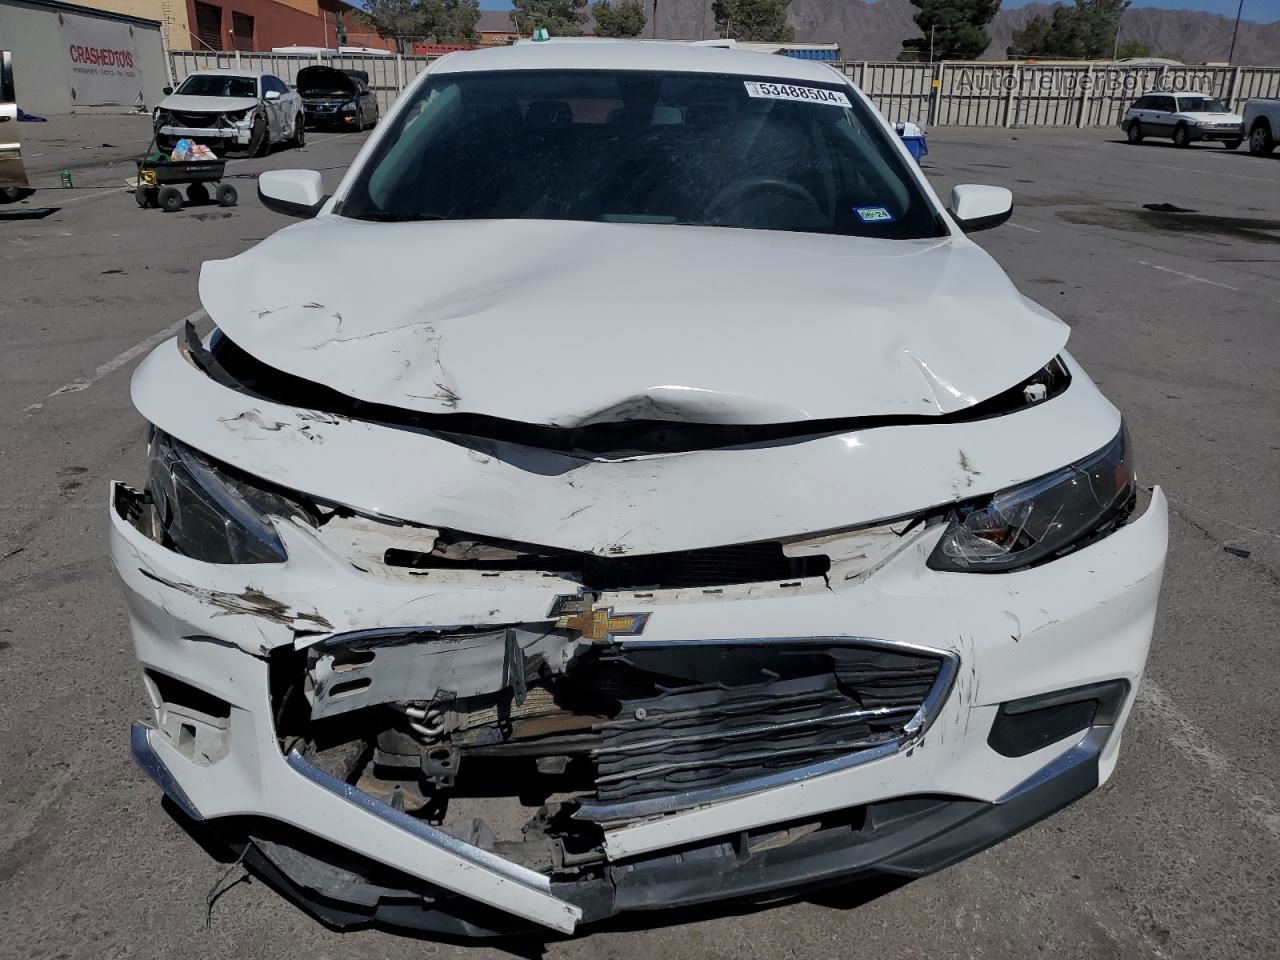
[273,637,949,879]
[172,111,220,128]
[384,538,830,590]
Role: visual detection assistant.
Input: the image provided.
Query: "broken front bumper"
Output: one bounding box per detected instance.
[157,124,250,145]
[112,475,1167,936]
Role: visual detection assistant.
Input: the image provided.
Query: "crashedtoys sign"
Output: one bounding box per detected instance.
[60,12,141,106]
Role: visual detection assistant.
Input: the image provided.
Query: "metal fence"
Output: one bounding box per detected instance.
[169,50,435,112]
[170,50,1280,128]
[840,61,1280,127]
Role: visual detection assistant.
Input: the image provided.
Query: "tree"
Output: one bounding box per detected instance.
[512,0,589,37]
[1007,0,1131,60]
[1114,40,1151,59]
[358,0,480,51]
[712,0,794,43]
[898,0,1001,62]
[591,0,647,37]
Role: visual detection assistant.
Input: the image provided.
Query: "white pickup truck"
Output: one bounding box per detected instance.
[1243,98,1279,156]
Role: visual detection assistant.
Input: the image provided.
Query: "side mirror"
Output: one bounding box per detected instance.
[162,85,173,95]
[948,184,1013,233]
[258,169,327,218]
[264,89,281,101]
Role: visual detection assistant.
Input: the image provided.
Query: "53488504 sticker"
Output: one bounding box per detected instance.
[743,81,852,108]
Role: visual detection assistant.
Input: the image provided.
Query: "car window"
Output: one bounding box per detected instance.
[175,74,258,98]
[1177,96,1227,113]
[340,69,946,241]
[1157,96,1176,112]
[1132,96,1151,110]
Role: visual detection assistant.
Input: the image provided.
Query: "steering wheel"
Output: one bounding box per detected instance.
[703,176,820,224]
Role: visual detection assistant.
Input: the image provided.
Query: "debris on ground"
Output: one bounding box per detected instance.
[1143,203,1198,213]
[1223,546,1251,558]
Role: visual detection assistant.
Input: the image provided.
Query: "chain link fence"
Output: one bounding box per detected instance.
[170,50,1280,129]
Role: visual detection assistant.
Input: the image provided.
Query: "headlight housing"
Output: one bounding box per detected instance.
[224,107,254,124]
[342,100,357,111]
[928,425,1135,573]
[146,428,307,564]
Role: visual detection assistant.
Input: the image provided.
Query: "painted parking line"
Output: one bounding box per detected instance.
[1139,679,1280,841]
[1135,260,1239,291]
[223,131,353,168]
[1007,222,1041,233]
[27,309,207,412]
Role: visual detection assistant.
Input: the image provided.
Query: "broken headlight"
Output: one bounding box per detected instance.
[224,107,254,124]
[928,425,1135,573]
[146,428,299,564]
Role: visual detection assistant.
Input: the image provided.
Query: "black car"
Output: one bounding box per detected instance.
[296,65,379,131]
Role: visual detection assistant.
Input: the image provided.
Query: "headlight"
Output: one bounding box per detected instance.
[342,100,357,111]
[927,425,1135,573]
[146,427,304,564]
[152,108,167,129]
[224,107,253,124]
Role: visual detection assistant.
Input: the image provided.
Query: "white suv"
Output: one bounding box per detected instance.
[1120,91,1244,148]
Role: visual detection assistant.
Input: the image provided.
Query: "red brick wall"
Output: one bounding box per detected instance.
[185,0,395,52]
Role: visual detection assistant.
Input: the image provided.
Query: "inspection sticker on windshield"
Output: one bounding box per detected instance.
[744,81,851,107]
[855,206,896,223]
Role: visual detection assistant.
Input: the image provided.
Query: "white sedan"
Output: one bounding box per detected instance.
[153,69,304,156]
[114,40,1167,937]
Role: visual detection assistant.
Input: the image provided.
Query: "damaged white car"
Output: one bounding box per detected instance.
[113,42,1168,937]
[153,69,304,156]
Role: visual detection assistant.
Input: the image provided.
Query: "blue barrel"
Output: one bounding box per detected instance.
[900,134,928,164]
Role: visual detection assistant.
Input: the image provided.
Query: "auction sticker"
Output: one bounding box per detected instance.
[744,81,851,107]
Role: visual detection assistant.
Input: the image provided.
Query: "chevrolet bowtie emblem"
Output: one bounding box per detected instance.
[551,596,649,642]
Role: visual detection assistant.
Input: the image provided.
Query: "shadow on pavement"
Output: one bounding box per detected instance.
[0,206,59,220]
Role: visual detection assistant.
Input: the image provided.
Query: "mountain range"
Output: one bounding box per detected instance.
[489,0,1279,65]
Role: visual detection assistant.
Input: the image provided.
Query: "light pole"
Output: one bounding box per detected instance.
[1228,0,1245,65]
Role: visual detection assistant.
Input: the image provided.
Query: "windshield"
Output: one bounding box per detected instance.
[339,69,945,240]
[1178,97,1227,113]
[176,74,258,98]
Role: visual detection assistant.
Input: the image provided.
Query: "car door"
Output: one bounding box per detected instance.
[1127,95,1150,130]
[263,76,288,141]
[1150,96,1177,135]
[281,77,303,132]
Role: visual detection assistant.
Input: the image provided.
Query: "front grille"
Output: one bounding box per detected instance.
[579,642,946,807]
[172,111,219,128]
[385,539,829,590]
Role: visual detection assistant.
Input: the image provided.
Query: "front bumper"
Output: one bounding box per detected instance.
[1189,125,1243,141]
[113,472,1167,935]
[157,124,250,145]
[305,107,359,126]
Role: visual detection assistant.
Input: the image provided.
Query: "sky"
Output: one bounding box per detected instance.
[1002,0,1279,22]
[477,0,1280,24]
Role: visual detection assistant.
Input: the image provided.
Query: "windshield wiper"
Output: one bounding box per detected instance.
[349,211,448,222]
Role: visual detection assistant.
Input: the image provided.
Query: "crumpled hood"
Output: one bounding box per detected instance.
[199,218,1068,427]
[159,94,258,114]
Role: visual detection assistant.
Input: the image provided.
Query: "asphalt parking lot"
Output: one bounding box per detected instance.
[1,115,1277,960]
